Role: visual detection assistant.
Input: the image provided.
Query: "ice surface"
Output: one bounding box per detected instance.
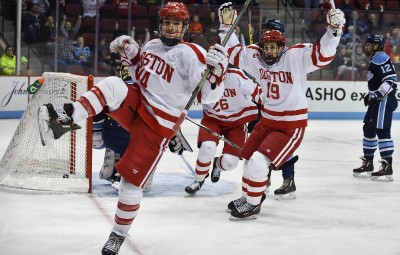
[1,119,400,255]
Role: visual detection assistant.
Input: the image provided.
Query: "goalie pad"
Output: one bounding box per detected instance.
[168,128,193,155]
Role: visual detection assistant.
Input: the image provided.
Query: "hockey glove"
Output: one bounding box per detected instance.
[218,2,237,32]
[168,128,193,155]
[110,35,140,66]
[363,94,370,106]
[92,119,105,149]
[205,44,229,84]
[368,90,385,101]
[326,9,345,36]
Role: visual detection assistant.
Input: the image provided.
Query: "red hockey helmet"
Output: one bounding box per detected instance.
[158,2,190,46]
[159,2,190,21]
[260,30,285,65]
[260,30,286,47]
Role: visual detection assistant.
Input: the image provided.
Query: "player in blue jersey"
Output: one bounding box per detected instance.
[353,34,397,181]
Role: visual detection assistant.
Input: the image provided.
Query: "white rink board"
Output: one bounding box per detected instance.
[1,77,399,119]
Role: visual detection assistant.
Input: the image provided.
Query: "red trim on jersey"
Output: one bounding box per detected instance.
[311,44,330,68]
[137,104,175,138]
[288,44,306,50]
[140,95,179,123]
[247,45,261,52]
[228,45,242,66]
[117,202,140,212]
[181,42,206,64]
[315,41,335,62]
[77,96,96,116]
[261,118,308,128]
[262,108,308,116]
[130,48,141,66]
[115,215,134,225]
[91,87,107,107]
[227,69,248,80]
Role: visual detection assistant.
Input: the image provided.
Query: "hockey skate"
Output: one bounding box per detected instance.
[229,201,262,220]
[371,159,393,181]
[102,232,125,255]
[185,174,208,195]
[274,176,296,200]
[38,103,80,146]
[226,193,266,213]
[211,157,222,182]
[353,156,374,177]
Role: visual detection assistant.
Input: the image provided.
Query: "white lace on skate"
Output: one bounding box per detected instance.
[229,202,259,221]
[102,232,125,255]
[353,156,373,177]
[184,180,203,196]
[371,160,393,181]
[274,180,296,201]
[226,197,246,213]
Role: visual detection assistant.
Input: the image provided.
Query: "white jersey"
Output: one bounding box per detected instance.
[202,66,263,126]
[127,39,224,138]
[224,30,339,129]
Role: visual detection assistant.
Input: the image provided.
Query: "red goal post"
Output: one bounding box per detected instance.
[0,72,94,193]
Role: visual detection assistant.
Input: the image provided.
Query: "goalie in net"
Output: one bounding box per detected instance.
[37,2,229,254]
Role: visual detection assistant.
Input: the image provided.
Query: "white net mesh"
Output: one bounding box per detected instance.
[0,72,92,193]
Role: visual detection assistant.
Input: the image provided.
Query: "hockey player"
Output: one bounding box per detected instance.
[37,2,228,254]
[185,65,263,195]
[220,8,345,220]
[353,34,397,181]
[219,3,297,200]
[254,17,297,200]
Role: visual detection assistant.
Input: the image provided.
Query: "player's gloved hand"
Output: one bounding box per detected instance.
[368,90,385,101]
[168,128,193,155]
[205,44,229,84]
[218,2,237,31]
[326,9,346,36]
[363,94,370,106]
[92,119,105,149]
[110,35,140,66]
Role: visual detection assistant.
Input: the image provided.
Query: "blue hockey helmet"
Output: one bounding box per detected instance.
[261,19,285,33]
[363,34,385,57]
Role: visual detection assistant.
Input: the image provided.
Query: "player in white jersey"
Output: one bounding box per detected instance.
[185,65,263,195]
[37,2,228,254]
[224,8,346,220]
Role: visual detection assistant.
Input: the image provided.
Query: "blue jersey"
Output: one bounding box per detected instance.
[367,52,397,91]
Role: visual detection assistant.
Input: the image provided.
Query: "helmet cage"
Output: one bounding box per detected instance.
[158,2,190,46]
[259,30,285,65]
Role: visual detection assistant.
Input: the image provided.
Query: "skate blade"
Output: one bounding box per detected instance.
[371,175,393,181]
[275,192,296,201]
[37,106,53,146]
[226,208,232,213]
[353,172,372,177]
[184,192,196,197]
[229,215,257,221]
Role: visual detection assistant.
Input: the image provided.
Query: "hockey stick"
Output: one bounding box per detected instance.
[172,0,252,132]
[184,116,243,150]
[329,0,336,9]
[248,0,253,44]
[180,154,195,176]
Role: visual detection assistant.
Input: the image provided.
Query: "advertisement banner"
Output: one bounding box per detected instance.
[1,77,399,119]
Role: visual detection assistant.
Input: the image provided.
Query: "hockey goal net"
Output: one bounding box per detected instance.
[0,72,93,193]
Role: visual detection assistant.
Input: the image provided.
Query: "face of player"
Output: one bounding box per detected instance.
[262,42,282,65]
[363,42,375,57]
[160,17,185,40]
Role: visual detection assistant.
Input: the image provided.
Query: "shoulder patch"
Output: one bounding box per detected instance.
[371,52,390,65]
